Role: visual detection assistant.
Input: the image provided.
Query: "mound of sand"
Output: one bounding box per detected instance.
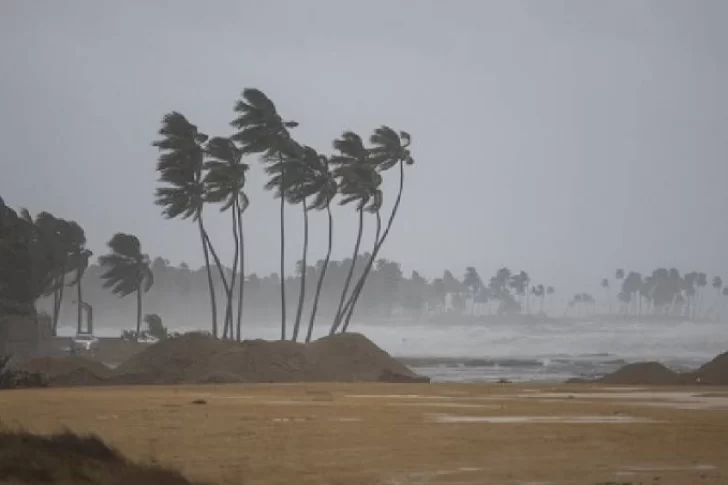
[690,351,728,385]
[117,332,427,385]
[0,429,207,484]
[112,332,236,385]
[18,356,112,387]
[597,362,681,385]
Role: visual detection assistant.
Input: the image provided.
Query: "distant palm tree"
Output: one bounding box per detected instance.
[601,278,610,314]
[231,88,298,341]
[546,286,555,314]
[204,136,249,340]
[66,224,92,335]
[99,233,154,338]
[463,267,483,315]
[696,272,708,319]
[340,126,414,332]
[153,112,223,338]
[706,276,724,320]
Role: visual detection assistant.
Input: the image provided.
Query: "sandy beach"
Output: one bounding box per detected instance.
[1,383,726,485]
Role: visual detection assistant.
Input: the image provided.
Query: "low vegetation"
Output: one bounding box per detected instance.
[0,427,206,484]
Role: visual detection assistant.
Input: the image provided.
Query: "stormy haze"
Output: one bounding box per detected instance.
[1,0,727,299]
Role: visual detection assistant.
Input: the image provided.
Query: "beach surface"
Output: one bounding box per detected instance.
[1,383,726,485]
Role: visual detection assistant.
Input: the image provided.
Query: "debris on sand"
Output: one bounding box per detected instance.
[597,362,681,386]
[0,428,207,484]
[17,356,112,387]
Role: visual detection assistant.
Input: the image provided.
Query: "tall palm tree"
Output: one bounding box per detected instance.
[546,286,555,314]
[231,88,298,341]
[263,143,329,341]
[153,112,223,338]
[203,136,249,340]
[463,267,482,315]
[64,222,92,334]
[98,233,154,338]
[340,126,414,332]
[706,276,723,320]
[329,155,383,335]
[304,153,337,343]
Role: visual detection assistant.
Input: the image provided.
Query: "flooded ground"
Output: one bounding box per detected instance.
[1,383,726,485]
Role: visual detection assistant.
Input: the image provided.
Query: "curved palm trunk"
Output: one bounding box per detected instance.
[329,208,364,335]
[136,285,142,339]
[279,167,287,341]
[202,229,231,334]
[236,201,245,342]
[341,162,404,333]
[292,200,309,342]
[197,216,218,339]
[76,275,83,335]
[224,203,240,340]
[341,209,380,329]
[53,266,67,336]
[305,204,333,343]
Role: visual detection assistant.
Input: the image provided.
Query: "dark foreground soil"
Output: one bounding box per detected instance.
[0,428,206,485]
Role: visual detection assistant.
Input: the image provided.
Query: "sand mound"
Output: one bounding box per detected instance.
[598,362,681,385]
[112,332,426,385]
[690,351,728,385]
[112,332,236,384]
[18,356,112,386]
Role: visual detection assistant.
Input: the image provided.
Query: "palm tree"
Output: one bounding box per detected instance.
[65,223,92,335]
[340,126,414,332]
[463,267,482,315]
[203,136,249,340]
[602,278,612,313]
[706,276,723,320]
[231,88,298,341]
[153,112,223,338]
[98,233,154,338]
[696,272,708,319]
[329,146,383,335]
[546,286,555,314]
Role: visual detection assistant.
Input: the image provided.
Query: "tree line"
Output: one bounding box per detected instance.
[1,87,416,342]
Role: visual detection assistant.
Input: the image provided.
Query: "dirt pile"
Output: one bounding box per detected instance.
[0,428,207,484]
[186,332,428,384]
[17,356,112,387]
[111,332,236,385]
[597,362,682,385]
[689,351,728,385]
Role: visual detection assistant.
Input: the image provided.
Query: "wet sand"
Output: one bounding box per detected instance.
[0,383,726,485]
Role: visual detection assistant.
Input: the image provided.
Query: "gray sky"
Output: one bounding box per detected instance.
[1,0,727,295]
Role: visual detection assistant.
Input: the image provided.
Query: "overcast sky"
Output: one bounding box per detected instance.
[1,0,726,295]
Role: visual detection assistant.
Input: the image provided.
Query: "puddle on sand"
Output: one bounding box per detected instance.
[427,414,658,424]
[519,391,728,410]
[619,464,716,473]
[331,417,362,422]
[346,394,453,400]
[387,402,496,409]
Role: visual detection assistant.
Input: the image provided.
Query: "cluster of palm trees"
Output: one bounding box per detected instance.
[451,266,555,316]
[0,197,157,338]
[0,199,91,333]
[601,268,728,320]
[152,88,414,342]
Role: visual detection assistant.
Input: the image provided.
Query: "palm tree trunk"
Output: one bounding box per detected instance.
[223,203,240,340]
[235,200,245,342]
[292,201,309,342]
[197,216,218,339]
[202,228,231,332]
[341,209,381,330]
[76,276,83,334]
[279,167,287,341]
[136,285,142,339]
[341,161,405,333]
[305,204,332,343]
[329,207,364,335]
